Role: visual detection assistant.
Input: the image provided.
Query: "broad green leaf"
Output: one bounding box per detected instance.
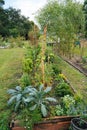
[22,97,27,105]
[16,94,22,102]
[44,87,52,93]
[41,104,47,117]
[30,104,37,111]
[45,97,57,102]
[24,97,34,102]
[39,84,44,91]
[23,86,32,93]
[7,89,17,95]
[28,87,38,94]
[15,86,21,91]
[15,101,21,111]
[7,95,16,105]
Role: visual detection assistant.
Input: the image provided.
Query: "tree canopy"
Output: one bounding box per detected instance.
[0,0,35,39]
[0,0,4,8]
[36,0,85,57]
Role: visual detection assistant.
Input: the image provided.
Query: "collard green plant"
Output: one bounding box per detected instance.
[7,85,57,117]
[7,86,32,111]
[25,84,57,117]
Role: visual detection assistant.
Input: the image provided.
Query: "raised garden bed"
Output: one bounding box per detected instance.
[12,116,78,130]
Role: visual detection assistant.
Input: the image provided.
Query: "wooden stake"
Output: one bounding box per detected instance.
[41,25,47,84]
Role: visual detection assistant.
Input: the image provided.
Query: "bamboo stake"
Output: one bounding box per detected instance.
[41,25,47,84]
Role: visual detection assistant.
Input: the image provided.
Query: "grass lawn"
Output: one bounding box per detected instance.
[0,48,24,111]
[55,40,87,102]
[57,56,87,102]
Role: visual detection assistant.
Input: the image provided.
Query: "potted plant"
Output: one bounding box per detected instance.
[71,118,87,130]
[70,107,87,130]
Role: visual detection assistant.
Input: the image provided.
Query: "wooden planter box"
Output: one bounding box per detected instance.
[33,116,77,130]
[12,116,78,130]
[12,127,26,130]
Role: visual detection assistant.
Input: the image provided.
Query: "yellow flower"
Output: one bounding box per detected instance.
[59,73,67,80]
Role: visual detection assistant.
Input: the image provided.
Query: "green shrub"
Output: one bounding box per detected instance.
[55,82,72,97]
[23,45,41,72]
[74,92,83,104]
[55,105,64,116]
[8,36,24,48]
[22,58,33,74]
[63,95,75,109]
[22,45,42,85]
[54,75,64,83]
[15,36,24,47]
[49,53,55,63]
[45,48,55,63]
[50,106,56,117]
[20,73,31,87]
[45,52,55,63]
[52,64,61,75]
[62,95,76,115]
[44,64,54,85]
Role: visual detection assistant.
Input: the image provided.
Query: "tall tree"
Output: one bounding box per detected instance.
[0,0,9,37]
[0,0,4,8]
[0,6,33,39]
[36,0,85,58]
